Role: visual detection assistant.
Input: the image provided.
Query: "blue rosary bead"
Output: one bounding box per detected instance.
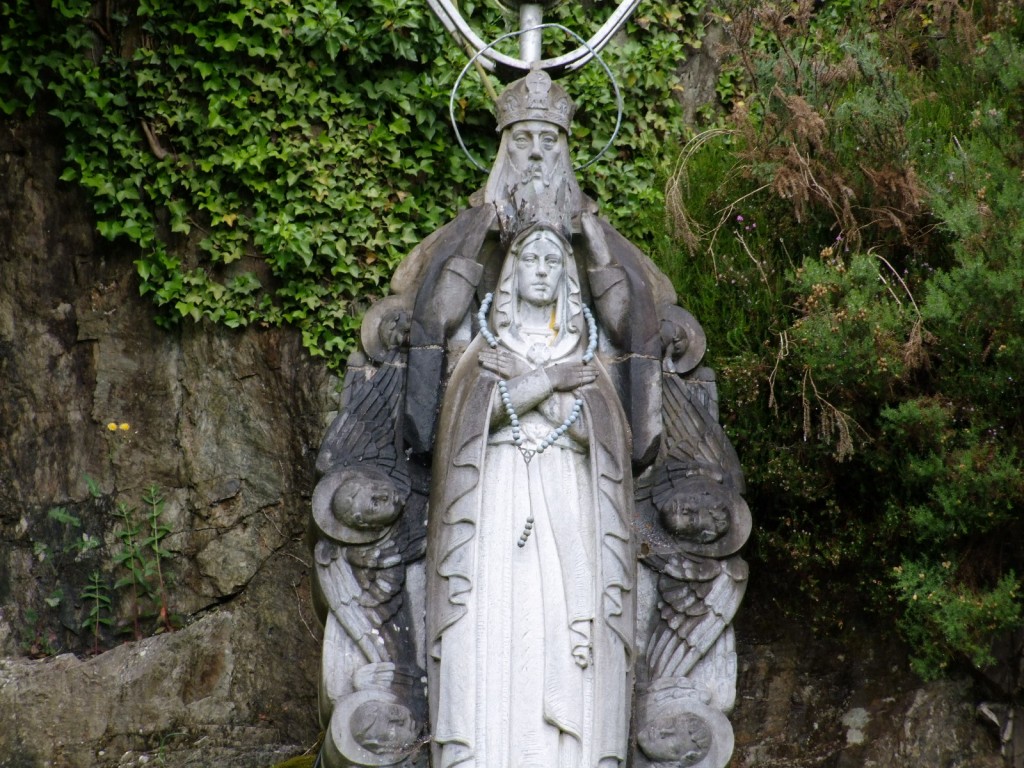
[478,293,498,348]
[479,299,600,545]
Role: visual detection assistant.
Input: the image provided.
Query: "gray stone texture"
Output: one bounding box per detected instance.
[731,584,1004,768]
[0,117,326,766]
[0,113,1007,768]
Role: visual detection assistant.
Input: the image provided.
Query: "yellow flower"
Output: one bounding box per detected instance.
[106,422,118,431]
[119,423,131,431]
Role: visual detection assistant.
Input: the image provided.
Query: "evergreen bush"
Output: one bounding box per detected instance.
[0,0,694,361]
[665,0,1024,680]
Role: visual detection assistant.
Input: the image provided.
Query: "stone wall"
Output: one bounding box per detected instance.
[731,580,1004,768]
[0,116,1007,767]
[0,117,328,766]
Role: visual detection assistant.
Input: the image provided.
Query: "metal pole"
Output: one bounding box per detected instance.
[518,3,544,63]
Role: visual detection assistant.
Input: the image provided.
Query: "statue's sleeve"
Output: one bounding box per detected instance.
[405,206,497,453]
[587,264,632,348]
[430,258,484,334]
[487,367,554,429]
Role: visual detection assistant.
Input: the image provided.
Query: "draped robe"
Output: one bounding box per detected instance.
[425,322,636,768]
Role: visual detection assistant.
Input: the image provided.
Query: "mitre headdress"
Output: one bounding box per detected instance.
[495,69,576,134]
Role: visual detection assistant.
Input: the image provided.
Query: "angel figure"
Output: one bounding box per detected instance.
[633,305,751,768]
[311,298,428,768]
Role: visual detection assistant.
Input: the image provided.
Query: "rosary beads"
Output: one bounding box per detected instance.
[479,293,598,459]
[477,293,599,548]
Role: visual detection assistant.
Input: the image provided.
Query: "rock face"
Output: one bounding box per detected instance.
[0,117,328,766]
[730,579,1004,767]
[0,116,1007,768]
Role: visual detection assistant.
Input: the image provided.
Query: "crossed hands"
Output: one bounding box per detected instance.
[479,349,597,391]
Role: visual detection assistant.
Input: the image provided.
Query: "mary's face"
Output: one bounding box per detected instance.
[516,234,565,307]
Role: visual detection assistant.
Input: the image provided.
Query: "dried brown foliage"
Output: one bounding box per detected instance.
[713,1,933,247]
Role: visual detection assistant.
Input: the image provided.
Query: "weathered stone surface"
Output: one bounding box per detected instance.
[0,110,1008,768]
[730,579,1003,767]
[0,549,321,767]
[0,117,326,766]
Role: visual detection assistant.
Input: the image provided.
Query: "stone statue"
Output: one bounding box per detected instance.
[393,69,672,468]
[426,221,634,768]
[311,307,429,767]
[310,12,749,767]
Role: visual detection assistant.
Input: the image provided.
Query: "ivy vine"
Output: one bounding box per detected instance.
[1,0,700,367]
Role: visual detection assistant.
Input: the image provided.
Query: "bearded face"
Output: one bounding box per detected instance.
[484,117,581,237]
[505,119,563,191]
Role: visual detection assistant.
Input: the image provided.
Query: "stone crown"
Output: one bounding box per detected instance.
[495,69,576,134]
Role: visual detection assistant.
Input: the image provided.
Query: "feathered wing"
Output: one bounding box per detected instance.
[661,374,744,493]
[315,350,409,485]
[314,346,429,548]
[315,540,387,664]
[345,532,424,624]
[315,522,428,660]
[645,553,749,680]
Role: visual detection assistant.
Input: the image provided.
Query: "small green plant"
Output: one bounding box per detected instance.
[24,505,103,654]
[43,587,63,609]
[25,482,179,656]
[47,506,79,527]
[108,485,178,639]
[83,473,102,499]
[21,608,58,658]
[48,505,102,556]
[112,500,149,640]
[81,571,113,655]
[140,486,175,634]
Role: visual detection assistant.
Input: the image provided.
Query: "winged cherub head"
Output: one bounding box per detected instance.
[656,487,731,544]
[638,710,713,766]
[331,466,404,533]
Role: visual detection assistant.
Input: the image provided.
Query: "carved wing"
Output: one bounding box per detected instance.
[315,347,431,540]
[316,350,408,483]
[645,554,749,680]
[661,373,744,493]
[345,535,415,626]
[315,540,388,664]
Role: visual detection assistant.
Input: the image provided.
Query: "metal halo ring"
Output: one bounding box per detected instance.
[448,22,623,173]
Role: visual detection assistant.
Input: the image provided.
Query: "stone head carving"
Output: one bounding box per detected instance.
[350,699,420,756]
[636,682,735,768]
[658,304,707,374]
[485,70,581,230]
[331,466,404,531]
[328,689,422,768]
[361,295,412,363]
[658,492,730,544]
[638,710,713,766]
[505,120,564,193]
[313,465,409,545]
[651,478,752,557]
[490,224,585,365]
[514,225,566,307]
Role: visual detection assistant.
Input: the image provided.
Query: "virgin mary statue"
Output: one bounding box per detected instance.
[425,223,636,768]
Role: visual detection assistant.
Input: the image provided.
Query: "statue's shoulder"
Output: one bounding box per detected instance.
[391,202,497,296]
